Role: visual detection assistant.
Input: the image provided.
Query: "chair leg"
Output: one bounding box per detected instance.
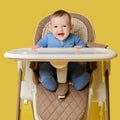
[105,69,110,120]
[16,69,22,120]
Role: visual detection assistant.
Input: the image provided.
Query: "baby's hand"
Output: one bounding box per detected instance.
[74,46,82,49]
[31,45,40,49]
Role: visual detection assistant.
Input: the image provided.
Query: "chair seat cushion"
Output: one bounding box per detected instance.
[36,83,89,120]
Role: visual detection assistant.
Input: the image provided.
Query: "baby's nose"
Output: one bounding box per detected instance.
[58,27,63,31]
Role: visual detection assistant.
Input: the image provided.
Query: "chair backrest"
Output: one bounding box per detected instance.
[34,13,95,45]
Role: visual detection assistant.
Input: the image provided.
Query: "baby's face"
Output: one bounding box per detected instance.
[49,15,73,41]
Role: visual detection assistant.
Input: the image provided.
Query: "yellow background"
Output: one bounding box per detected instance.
[0,0,120,120]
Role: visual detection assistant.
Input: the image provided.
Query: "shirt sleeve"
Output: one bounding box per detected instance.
[74,35,86,48]
[36,34,48,47]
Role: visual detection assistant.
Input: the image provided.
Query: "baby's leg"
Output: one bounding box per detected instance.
[38,62,57,91]
[68,62,90,90]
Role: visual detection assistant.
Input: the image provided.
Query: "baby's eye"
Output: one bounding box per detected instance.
[63,25,67,27]
[54,26,58,28]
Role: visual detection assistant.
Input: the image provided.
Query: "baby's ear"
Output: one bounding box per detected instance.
[48,24,52,32]
[70,24,74,30]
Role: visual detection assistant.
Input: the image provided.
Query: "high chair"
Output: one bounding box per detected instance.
[4,13,117,120]
[30,13,96,120]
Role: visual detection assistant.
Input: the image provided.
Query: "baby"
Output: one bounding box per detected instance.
[32,10,90,91]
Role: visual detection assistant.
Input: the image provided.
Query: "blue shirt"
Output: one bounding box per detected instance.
[37,33,86,48]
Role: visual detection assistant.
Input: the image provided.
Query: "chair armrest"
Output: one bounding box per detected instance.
[30,62,39,71]
[87,42,108,48]
[86,42,108,73]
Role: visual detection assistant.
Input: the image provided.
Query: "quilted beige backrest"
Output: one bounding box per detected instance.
[34,13,95,44]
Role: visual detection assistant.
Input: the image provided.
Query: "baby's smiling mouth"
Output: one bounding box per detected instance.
[58,33,64,36]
